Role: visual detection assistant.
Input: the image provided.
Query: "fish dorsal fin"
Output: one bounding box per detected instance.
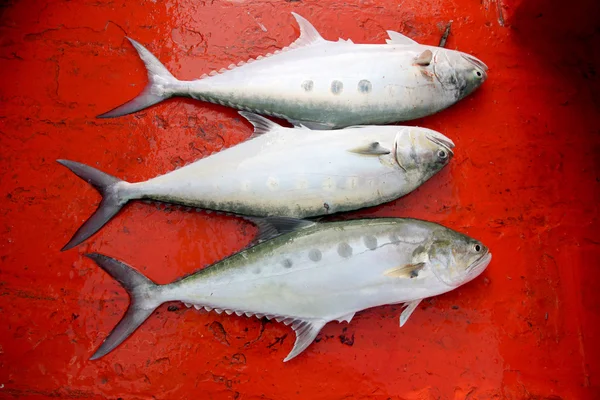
[386,30,418,45]
[399,299,422,327]
[384,262,425,278]
[243,216,316,243]
[285,319,327,362]
[348,142,391,156]
[290,13,325,48]
[238,111,281,137]
[199,13,325,80]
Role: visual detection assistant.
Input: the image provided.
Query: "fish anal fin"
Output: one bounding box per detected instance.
[290,13,325,48]
[414,50,433,66]
[384,262,425,278]
[284,319,327,362]
[386,30,418,45]
[348,142,391,156]
[400,299,422,327]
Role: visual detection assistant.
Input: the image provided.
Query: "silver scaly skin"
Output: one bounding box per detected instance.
[84,217,492,362]
[57,113,454,250]
[98,13,488,129]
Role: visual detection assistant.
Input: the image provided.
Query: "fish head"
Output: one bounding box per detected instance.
[433,48,488,99]
[394,127,455,180]
[427,229,491,287]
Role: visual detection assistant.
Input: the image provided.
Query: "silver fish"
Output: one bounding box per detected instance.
[98,13,488,129]
[85,217,492,362]
[58,112,454,250]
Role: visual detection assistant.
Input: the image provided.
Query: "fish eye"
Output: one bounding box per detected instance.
[475,71,482,78]
[473,244,482,252]
[437,149,447,159]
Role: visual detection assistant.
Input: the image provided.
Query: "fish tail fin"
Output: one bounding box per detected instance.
[57,159,134,251]
[85,253,164,360]
[98,37,179,118]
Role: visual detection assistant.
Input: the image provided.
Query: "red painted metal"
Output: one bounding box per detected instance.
[0,0,598,398]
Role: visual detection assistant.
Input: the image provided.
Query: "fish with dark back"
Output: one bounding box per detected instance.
[85,217,492,362]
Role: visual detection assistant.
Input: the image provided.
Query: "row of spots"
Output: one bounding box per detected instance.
[301,80,372,95]
[251,176,376,192]
[280,236,380,269]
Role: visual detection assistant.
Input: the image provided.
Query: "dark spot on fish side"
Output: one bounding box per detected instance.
[168,305,179,312]
[451,305,459,310]
[309,249,322,262]
[282,258,293,268]
[324,202,330,211]
[331,80,343,95]
[338,242,353,258]
[339,327,355,346]
[363,235,377,250]
[208,321,230,346]
[301,80,313,91]
[358,79,372,93]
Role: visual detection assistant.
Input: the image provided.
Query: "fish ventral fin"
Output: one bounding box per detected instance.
[384,262,425,278]
[348,142,391,156]
[285,319,327,362]
[290,12,326,48]
[238,111,282,137]
[242,216,316,243]
[414,50,433,66]
[386,30,418,45]
[400,299,422,327]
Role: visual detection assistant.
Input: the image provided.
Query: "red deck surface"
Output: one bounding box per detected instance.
[1,0,599,399]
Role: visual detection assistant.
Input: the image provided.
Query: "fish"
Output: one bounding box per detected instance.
[57,112,455,250]
[98,13,488,129]
[84,216,492,362]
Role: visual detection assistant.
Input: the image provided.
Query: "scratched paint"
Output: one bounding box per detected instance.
[0,0,599,399]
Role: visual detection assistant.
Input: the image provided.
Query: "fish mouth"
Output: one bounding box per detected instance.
[426,133,455,157]
[465,251,492,281]
[461,53,488,72]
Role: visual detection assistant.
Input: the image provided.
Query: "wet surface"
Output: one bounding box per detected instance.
[0,0,599,398]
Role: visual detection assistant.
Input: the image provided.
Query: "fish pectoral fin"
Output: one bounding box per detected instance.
[385,30,418,45]
[284,319,327,362]
[242,216,316,244]
[238,111,281,137]
[384,262,425,278]
[414,50,433,66]
[400,299,422,327]
[348,142,391,156]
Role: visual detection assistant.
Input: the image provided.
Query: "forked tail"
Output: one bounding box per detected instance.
[98,38,179,118]
[57,159,133,251]
[85,253,164,360]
